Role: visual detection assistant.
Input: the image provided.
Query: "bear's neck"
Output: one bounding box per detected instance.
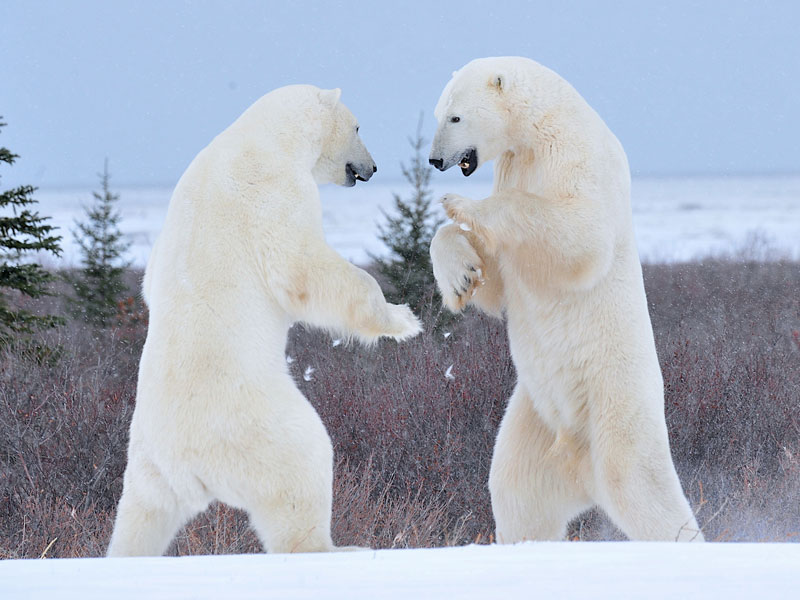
[223,100,324,170]
[493,102,594,194]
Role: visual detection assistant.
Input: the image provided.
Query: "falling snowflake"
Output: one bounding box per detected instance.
[303,366,315,381]
[459,222,472,231]
[443,332,452,339]
[286,355,295,364]
[444,364,455,380]
[332,339,342,347]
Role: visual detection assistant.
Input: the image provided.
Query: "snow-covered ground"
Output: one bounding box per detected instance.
[2,542,799,599]
[32,175,800,268]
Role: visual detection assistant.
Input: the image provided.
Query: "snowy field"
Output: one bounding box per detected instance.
[33,175,800,268]
[2,542,799,599]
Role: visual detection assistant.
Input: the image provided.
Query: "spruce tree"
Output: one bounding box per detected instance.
[372,116,444,317]
[0,118,63,347]
[68,160,130,327]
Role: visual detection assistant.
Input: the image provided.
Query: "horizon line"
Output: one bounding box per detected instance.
[23,169,800,191]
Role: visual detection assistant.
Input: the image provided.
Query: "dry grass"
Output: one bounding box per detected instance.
[1,258,798,558]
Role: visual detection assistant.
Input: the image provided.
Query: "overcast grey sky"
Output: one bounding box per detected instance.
[1,0,798,187]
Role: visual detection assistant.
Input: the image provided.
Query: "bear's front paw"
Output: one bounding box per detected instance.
[430,228,485,313]
[383,303,423,341]
[441,193,479,230]
[442,263,485,313]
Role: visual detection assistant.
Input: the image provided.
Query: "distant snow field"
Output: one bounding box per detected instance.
[33,175,800,268]
[2,542,799,599]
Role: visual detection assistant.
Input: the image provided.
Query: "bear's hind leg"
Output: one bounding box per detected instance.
[107,455,198,557]
[241,385,337,554]
[247,494,335,554]
[489,386,592,542]
[590,411,704,542]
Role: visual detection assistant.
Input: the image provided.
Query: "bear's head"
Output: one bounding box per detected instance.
[429,57,552,177]
[312,88,377,187]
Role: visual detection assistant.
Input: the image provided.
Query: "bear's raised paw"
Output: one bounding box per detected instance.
[383,303,423,341]
[430,225,485,313]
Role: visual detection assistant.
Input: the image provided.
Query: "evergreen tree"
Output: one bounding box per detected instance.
[68,160,130,327]
[0,118,63,347]
[372,115,444,317]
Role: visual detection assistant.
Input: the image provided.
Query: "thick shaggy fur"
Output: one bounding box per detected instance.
[429,57,703,542]
[107,85,421,557]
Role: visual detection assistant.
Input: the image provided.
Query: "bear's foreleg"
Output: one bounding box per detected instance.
[442,190,614,290]
[279,244,421,344]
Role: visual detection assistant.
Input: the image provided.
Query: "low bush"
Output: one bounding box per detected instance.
[1,259,798,557]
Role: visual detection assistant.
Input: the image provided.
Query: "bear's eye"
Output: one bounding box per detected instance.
[355,125,360,133]
[450,116,461,123]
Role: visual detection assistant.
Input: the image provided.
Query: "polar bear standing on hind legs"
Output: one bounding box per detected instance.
[107,85,421,557]
[429,57,703,542]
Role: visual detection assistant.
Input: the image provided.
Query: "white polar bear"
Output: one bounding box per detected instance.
[429,57,703,542]
[107,85,421,557]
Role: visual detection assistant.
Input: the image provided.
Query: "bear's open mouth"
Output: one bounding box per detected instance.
[344,163,370,187]
[459,148,478,177]
[345,163,365,186]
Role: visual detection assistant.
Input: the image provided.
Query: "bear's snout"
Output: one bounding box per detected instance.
[429,157,445,171]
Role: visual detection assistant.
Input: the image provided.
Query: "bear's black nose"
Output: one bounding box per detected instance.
[429,158,444,170]
[373,164,377,173]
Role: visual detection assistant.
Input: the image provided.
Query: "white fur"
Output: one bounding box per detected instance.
[429,57,703,542]
[107,85,421,557]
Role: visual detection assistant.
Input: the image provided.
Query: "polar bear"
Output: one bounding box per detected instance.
[107,85,421,557]
[429,57,703,542]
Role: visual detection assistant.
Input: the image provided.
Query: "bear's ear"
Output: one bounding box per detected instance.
[491,74,505,92]
[319,88,342,108]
